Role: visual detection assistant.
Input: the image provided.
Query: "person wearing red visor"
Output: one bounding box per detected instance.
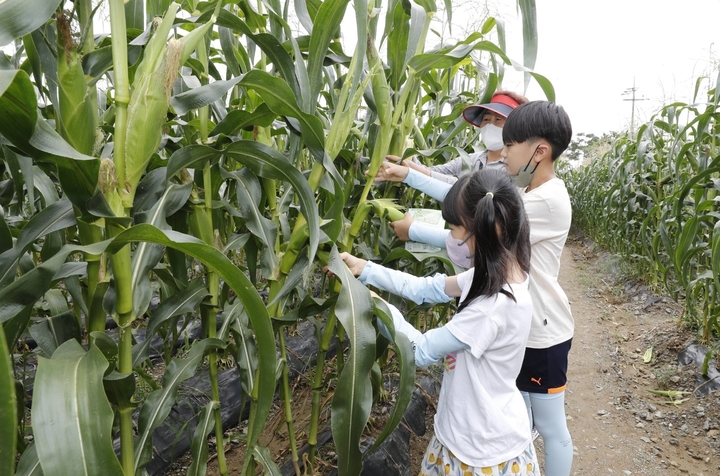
[396,90,528,184]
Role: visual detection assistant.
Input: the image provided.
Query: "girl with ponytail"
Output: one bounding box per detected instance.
[334,169,539,475]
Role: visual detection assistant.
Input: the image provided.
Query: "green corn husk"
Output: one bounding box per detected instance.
[57,12,97,155]
[365,36,392,180]
[369,199,405,222]
[123,3,181,206]
[344,201,373,250]
[280,224,309,274]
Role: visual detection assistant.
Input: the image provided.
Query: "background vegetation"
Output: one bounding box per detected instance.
[561,80,720,348]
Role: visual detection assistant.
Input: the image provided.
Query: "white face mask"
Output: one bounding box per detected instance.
[480,123,504,151]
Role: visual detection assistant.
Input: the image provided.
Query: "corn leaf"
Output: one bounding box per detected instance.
[228,303,259,395]
[171,76,243,115]
[33,340,124,476]
[365,298,415,456]
[0,69,99,215]
[0,197,75,286]
[220,166,278,278]
[517,0,538,90]
[131,174,193,317]
[0,318,16,475]
[0,0,63,46]
[132,278,210,367]
[210,10,301,98]
[306,0,351,111]
[106,224,277,463]
[28,311,82,358]
[387,2,410,92]
[15,443,43,476]
[238,70,344,187]
[252,446,282,475]
[134,338,226,471]
[166,144,221,179]
[210,103,276,136]
[327,246,375,476]
[225,140,320,266]
[186,402,218,476]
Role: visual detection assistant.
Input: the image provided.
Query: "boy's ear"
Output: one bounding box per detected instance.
[534,141,553,163]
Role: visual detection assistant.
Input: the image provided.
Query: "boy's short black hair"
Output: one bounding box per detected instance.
[502,101,572,160]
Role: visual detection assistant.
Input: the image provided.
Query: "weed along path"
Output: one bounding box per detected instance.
[192,235,720,475]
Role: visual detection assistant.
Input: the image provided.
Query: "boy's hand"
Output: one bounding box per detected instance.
[374,160,409,182]
[390,212,414,241]
[339,252,367,276]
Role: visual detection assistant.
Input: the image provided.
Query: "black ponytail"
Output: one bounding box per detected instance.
[442,169,531,311]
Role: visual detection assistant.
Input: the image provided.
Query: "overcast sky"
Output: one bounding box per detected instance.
[484,0,720,137]
[339,0,720,139]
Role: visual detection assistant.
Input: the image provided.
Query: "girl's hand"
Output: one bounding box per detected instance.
[401,159,432,176]
[339,252,367,277]
[374,160,409,182]
[389,212,414,241]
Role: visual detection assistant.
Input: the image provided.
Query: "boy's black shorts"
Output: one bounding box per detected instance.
[516,338,573,394]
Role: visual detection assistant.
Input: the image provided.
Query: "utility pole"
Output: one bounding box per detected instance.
[622,77,648,139]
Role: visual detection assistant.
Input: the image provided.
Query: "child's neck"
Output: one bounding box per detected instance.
[506,262,526,284]
[526,161,557,192]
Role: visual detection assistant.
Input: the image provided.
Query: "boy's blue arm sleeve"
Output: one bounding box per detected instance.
[408,222,450,249]
[403,169,452,202]
[358,261,452,304]
[386,304,469,367]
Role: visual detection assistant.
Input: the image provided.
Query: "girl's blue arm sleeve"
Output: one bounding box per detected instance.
[358,261,452,304]
[403,168,453,202]
[379,303,469,367]
[408,222,450,249]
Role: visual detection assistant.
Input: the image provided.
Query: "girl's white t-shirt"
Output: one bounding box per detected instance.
[434,269,533,467]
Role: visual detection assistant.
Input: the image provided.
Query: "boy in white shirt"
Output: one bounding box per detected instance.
[373,101,575,476]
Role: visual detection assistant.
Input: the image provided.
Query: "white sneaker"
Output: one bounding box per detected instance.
[531,427,540,441]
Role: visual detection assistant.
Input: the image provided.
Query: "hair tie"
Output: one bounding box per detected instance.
[486,192,494,199]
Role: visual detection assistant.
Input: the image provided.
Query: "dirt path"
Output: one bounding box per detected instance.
[557,237,719,476]
[407,237,720,476]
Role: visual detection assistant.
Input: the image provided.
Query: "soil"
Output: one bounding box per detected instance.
[165,233,720,475]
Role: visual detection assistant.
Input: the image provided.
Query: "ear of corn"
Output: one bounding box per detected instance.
[123,3,181,206]
[344,201,373,250]
[364,36,392,180]
[280,223,309,274]
[369,199,404,222]
[57,12,97,156]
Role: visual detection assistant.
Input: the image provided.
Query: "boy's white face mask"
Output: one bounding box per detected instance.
[480,123,504,152]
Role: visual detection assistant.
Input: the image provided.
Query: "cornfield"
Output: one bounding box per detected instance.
[0,0,550,475]
[561,79,720,344]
